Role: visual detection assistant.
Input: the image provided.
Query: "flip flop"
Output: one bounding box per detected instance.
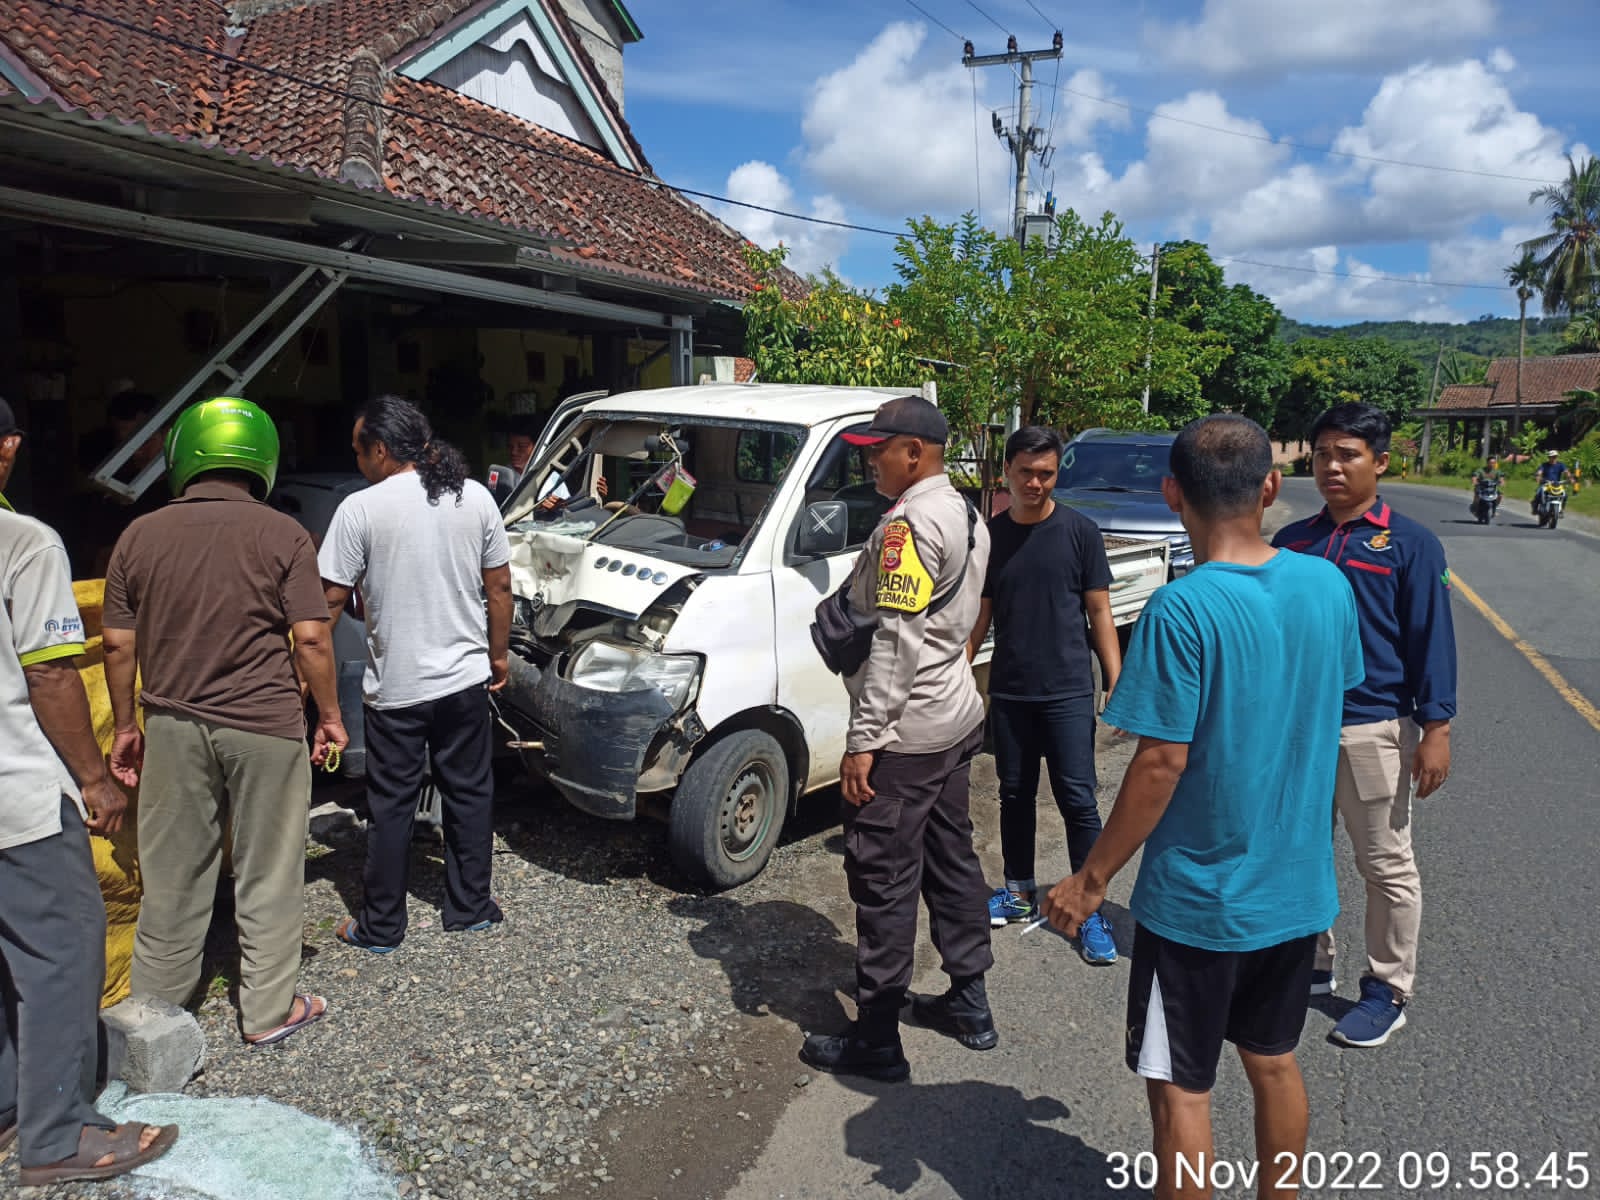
[334,917,398,954]
[18,1121,178,1186]
[245,993,328,1048]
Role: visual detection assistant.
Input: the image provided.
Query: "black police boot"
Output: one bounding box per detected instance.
[799,1001,910,1082]
[909,973,998,1051]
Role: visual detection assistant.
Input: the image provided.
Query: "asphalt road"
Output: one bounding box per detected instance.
[715,479,1600,1200]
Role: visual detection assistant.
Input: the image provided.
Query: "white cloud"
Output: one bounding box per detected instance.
[1050,70,1132,149]
[1222,247,1462,323]
[1333,56,1571,236]
[717,160,850,277]
[1148,0,1497,77]
[798,22,1012,221]
[1060,91,1290,223]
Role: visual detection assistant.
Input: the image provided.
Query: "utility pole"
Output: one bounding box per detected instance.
[1141,242,1161,413]
[963,32,1063,244]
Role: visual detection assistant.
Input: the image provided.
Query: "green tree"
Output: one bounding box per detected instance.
[1505,248,1543,434]
[1277,336,1426,441]
[887,213,1218,490]
[1152,241,1289,428]
[1561,310,1600,352]
[1560,388,1600,441]
[1522,153,1600,315]
[741,245,921,388]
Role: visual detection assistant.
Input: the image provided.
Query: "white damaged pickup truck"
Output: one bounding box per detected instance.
[495,384,1168,889]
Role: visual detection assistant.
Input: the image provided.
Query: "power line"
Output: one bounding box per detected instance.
[1021,0,1058,26]
[1041,78,1561,186]
[897,0,966,42]
[1214,255,1506,292]
[959,0,1011,36]
[31,0,906,238]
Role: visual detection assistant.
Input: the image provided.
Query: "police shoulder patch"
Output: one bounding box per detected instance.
[876,518,934,613]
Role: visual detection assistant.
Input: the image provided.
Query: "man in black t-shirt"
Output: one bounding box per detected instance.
[967,426,1122,964]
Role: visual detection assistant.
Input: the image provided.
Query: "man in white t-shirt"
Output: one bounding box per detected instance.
[0,398,178,1185]
[319,396,513,952]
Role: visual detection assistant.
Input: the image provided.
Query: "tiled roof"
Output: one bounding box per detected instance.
[0,0,782,305]
[1433,385,1496,411]
[1426,355,1600,411]
[1482,353,1600,405]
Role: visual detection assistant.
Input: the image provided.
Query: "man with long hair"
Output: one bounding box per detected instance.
[320,396,513,952]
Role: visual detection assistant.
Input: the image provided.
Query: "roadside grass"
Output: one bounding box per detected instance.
[1398,473,1600,518]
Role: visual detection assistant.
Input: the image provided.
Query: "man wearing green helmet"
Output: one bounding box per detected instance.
[100,397,348,1047]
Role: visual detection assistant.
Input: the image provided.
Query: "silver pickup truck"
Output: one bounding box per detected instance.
[494,384,1169,889]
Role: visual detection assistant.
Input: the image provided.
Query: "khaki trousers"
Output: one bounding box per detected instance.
[132,713,311,1037]
[1316,719,1422,1000]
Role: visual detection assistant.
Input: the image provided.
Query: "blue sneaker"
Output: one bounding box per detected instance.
[1078,912,1118,964]
[988,887,1037,927]
[1330,977,1407,1047]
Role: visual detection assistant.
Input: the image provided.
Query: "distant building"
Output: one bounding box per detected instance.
[1415,353,1600,464]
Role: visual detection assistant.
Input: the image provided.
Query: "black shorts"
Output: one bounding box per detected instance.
[1125,923,1316,1092]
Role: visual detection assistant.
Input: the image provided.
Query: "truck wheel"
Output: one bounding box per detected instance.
[669,730,789,890]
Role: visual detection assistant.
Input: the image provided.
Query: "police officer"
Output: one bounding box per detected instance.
[800,395,996,1082]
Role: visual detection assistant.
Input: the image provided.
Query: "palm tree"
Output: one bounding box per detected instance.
[1562,388,1599,441]
[1522,153,1600,315]
[1563,310,1600,352]
[1505,249,1543,436]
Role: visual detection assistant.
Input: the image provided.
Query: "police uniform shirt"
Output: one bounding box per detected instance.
[844,474,989,755]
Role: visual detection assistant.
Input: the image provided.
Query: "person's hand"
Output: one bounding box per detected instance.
[596,475,609,499]
[109,726,144,789]
[488,655,510,693]
[1413,724,1451,798]
[1041,871,1104,938]
[538,494,561,512]
[83,775,129,837]
[840,751,875,807]
[311,715,350,766]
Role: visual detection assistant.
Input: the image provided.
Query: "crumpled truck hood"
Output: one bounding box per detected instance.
[507,528,701,622]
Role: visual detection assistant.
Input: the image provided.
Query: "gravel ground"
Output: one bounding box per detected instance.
[16,770,867,1200]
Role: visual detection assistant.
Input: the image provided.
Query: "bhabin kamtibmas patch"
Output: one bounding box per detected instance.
[875,519,934,613]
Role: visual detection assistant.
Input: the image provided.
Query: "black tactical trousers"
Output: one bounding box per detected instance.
[843,723,993,1014]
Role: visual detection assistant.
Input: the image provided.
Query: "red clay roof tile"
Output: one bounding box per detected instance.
[0,0,791,304]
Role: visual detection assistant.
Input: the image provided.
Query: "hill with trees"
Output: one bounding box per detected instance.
[1279,315,1567,368]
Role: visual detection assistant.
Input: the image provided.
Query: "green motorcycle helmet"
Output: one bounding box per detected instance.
[165,396,281,497]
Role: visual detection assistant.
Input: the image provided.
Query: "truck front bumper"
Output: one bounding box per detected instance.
[501,654,675,822]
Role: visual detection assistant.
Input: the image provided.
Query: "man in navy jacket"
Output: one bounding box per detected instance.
[1273,402,1457,1049]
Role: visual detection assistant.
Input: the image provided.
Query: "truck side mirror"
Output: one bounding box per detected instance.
[798,501,849,557]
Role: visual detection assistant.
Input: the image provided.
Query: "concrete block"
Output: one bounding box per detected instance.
[100,995,206,1093]
[308,799,364,839]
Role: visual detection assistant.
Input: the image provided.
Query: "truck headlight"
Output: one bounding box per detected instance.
[569,641,701,709]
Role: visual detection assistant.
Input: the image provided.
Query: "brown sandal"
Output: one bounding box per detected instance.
[18,1121,178,1186]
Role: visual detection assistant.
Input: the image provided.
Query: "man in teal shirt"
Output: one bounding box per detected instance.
[1045,415,1361,1198]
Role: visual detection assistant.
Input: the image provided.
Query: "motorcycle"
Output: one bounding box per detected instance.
[1471,477,1501,524]
[1535,481,1568,529]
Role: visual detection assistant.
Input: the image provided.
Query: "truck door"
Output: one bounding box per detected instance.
[770,421,890,793]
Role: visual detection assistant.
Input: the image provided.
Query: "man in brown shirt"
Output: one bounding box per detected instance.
[102,397,346,1046]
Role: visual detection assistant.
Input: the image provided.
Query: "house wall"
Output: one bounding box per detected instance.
[428,11,604,150]
[555,0,626,111]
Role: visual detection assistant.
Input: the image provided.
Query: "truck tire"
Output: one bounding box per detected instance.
[669,730,789,890]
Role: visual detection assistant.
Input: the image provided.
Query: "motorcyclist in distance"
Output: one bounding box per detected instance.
[1532,450,1571,516]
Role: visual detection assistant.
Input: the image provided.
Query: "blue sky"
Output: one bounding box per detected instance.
[615,0,1593,325]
